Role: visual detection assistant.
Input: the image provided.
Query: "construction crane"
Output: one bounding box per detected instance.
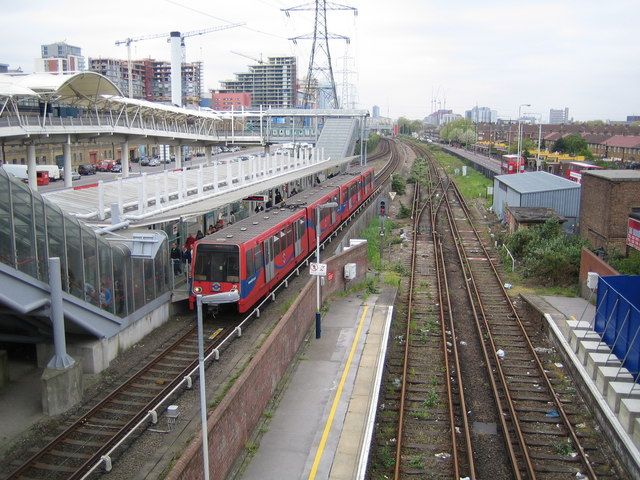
[115,23,244,100]
[230,50,264,65]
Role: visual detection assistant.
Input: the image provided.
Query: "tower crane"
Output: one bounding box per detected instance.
[230,50,264,65]
[115,23,244,101]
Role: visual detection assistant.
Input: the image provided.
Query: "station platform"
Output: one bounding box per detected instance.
[522,294,640,478]
[235,284,396,480]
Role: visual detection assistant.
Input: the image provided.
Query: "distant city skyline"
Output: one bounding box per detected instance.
[1,0,638,121]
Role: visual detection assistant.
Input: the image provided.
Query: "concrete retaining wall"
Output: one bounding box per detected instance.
[167,242,369,480]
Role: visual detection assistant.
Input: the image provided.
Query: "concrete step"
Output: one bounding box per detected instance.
[585,351,621,380]
[619,397,640,435]
[595,365,635,395]
[577,340,610,365]
[607,381,640,413]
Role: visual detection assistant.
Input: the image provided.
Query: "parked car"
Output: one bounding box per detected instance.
[96,160,115,172]
[148,158,160,167]
[111,163,122,173]
[78,164,96,175]
[140,157,150,166]
[71,170,81,180]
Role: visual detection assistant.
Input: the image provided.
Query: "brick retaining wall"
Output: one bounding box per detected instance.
[167,242,368,480]
[578,247,619,298]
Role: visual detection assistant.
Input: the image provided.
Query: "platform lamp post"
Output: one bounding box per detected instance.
[517,103,531,173]
[195,294,212,480]
[315,202,338,339]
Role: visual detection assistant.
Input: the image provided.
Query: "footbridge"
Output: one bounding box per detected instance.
[0,71,368,189]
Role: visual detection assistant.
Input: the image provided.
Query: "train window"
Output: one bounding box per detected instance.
[273,235,280,256]
[246,248,255,277]
[280,230,287,249]
[194,244,239,283]
[297,218,305,240]
[254,245,263,272]
[286,226,293,246]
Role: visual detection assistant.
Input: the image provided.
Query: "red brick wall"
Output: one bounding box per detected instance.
[580,174,640,251]
[578,247,619,298]
[167,242,368,480]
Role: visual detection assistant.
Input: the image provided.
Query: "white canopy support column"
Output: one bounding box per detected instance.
[121,140,130,178]
[63,136,72,188]
[27,145,37,190]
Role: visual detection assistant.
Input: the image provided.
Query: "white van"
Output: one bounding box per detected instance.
[36,164,61,181]
[1,164,28,181]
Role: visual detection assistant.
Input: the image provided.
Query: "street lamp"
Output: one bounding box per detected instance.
[195,294,215,480]
[517,103,531,173]
[524,112,543,171]
[315,202,338,339]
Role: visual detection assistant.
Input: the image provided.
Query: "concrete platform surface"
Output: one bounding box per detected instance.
[238,287,395,480]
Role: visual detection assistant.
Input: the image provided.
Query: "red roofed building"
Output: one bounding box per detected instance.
[597,135,640,161]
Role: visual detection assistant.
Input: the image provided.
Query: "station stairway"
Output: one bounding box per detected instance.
[316,117,360,160]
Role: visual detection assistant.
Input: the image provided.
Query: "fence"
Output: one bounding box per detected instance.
[594,275,640,379]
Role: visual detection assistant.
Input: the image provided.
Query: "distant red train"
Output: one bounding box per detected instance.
[189,166,375,312]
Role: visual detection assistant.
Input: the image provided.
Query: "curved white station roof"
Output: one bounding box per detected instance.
[0,71,122,103]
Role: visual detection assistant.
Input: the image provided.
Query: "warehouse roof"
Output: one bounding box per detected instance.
[495,171,580,193]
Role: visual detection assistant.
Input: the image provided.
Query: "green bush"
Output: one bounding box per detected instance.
[391,174,406,196]
[397,202,412,219]
[608,249,640,275]
[503,219,587,286]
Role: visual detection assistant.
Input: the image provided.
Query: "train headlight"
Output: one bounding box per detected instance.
[193,286,202,294]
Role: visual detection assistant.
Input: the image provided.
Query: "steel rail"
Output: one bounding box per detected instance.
[447,178,597,479]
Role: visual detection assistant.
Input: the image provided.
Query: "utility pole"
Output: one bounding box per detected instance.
[283,1,357,109]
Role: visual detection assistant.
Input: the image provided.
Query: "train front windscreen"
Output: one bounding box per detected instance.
[193,244,240,283]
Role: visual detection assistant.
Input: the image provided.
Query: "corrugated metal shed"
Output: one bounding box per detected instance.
[493,171,581,224]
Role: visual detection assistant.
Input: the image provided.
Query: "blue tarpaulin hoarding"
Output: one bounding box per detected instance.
[594,275,640,379]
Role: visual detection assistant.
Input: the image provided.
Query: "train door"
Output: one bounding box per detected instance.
[331,195,338,224]
[294,217,304,257]
[264,237,275,282]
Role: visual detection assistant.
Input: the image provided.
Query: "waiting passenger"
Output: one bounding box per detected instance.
[207,224,215,235]
[196,230,204,240]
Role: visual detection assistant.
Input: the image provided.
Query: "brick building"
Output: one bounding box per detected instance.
[579,170,640,252]
[211,91,252,111]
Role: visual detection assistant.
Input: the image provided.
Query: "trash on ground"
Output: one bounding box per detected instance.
[435,452,451,460]
[496,349,505,360]
[504,283,512,289]
[554,362,564,368]
[545,409,560,418]
[534,347,553,354]
[460,341,467,346]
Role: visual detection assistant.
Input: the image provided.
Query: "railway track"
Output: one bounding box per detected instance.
[372,139,628,479]
[6,321,236,480]
[6,140,399,480]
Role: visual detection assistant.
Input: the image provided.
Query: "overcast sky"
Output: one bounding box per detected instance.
[1,0,638,121]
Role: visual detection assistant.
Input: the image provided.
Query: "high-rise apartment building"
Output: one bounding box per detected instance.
[36,42,85,73]
[372,105,380,118]
[465,106,497,123]
[220,57,297,108]
[88,58,202,104]
[549,107,570,124]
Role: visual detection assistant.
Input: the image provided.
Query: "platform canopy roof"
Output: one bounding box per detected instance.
[99,94,221,121]
[5,71,122,105]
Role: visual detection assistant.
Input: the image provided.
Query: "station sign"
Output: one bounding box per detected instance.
[309,262,327,276]
[242,195,268,202]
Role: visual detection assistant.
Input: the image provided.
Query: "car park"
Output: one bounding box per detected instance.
[78,164,96,175]
[96,160,115,172]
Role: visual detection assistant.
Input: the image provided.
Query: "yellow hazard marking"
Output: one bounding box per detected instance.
[307,305,369,480]
[209,328,224,340]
